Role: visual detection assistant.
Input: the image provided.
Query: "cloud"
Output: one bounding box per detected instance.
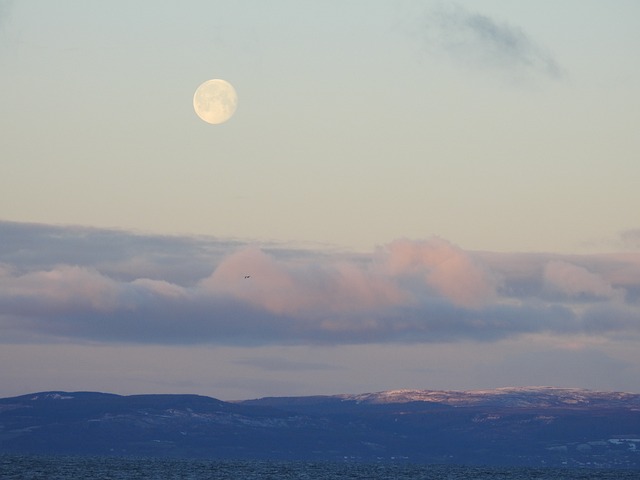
[199,246,406,316]
[380,238,497,308]
[0,220,299,284]
[543,260,624,301]
[0,265,120,315]
[419,3,561,79]
[1,221,639,346]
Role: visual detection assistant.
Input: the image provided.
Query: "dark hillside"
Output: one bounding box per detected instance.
[1,389,639,467]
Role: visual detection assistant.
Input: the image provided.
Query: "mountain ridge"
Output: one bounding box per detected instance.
[2,387,640,468]
[333,386,640,409]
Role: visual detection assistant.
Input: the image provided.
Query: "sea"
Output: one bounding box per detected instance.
[1,455,638,480]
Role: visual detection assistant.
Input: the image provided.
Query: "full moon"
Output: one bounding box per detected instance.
[193,79,238,125]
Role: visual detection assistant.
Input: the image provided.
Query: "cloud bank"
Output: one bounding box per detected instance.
[1,221,639,346]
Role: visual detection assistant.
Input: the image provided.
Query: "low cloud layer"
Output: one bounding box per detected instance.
[1,221,639,346]
[419,3,561,79]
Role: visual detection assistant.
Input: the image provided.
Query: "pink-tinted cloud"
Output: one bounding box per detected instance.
[1,221,639,346]
[543,260,623,301]
[380,238,497,308]
[200,246,406,316]
[0,265,120,315]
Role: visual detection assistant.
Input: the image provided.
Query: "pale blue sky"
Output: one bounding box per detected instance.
[1,1,640,400]
[2,0,639,252]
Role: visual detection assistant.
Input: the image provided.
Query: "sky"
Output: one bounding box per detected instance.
[1,0,640,400]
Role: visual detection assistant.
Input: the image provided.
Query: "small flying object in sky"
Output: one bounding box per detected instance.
[244,275,251,279]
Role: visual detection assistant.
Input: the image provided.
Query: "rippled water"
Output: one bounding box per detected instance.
[1,454,638,479]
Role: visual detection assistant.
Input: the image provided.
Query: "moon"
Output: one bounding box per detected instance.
[193,79,238,125]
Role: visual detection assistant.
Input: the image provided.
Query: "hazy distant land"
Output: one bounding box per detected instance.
[2,387,639,468]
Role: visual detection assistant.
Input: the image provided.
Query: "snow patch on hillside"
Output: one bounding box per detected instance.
[337,387,640,408]
[30,393,74,401]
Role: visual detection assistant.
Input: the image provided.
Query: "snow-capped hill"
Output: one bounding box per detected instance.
[338,387,640,409]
